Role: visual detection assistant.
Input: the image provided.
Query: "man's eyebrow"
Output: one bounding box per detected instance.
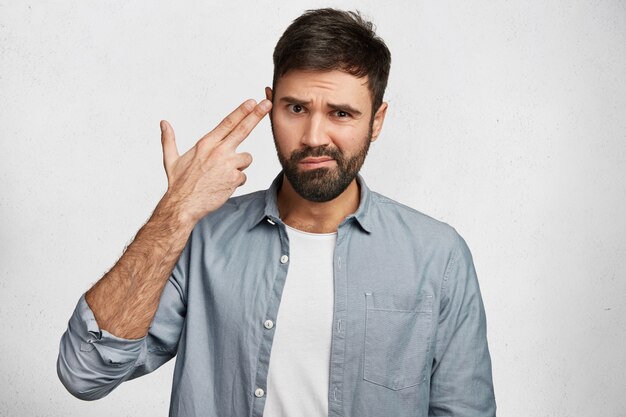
[278,96,363,117]
[279,96,311,106]
[328,102,362,117]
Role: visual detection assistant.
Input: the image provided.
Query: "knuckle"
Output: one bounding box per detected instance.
[196,138,209,153]
[233,119,250,136]
[221,116,235,130]
[197,138,216,154]
[228,170,240,183]
[233,120,256,140]
[212,144,229,159]
[253,106,266,117]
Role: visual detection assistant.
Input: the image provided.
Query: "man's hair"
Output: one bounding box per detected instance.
[272,8,391,114]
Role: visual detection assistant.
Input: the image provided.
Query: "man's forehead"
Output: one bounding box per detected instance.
[274,69,371,104]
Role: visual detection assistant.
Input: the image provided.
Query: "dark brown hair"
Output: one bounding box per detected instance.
[272,8,391,114]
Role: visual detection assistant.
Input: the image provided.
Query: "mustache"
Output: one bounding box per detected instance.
[289,146,343,162]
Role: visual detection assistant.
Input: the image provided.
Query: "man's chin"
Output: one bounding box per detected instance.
[287,170,355,203]
[294,166,335,180]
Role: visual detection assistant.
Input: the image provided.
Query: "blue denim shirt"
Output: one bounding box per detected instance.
[58,174,496,416]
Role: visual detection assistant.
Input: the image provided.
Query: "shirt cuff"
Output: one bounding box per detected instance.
[71,294,147,366]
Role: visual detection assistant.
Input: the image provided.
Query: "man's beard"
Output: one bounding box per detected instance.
[273,126,373,203]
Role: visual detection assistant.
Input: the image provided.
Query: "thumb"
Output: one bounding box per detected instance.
[160,120,179,174]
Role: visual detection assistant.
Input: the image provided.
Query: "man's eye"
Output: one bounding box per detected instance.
[335,110,350,118]
[289,104,304,113]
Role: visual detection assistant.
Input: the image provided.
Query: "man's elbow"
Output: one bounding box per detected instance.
[56,352,112,401]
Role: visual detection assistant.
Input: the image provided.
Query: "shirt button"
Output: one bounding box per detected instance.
[254,388,265,398]
[280,255,289,264]
[263,319,274,329]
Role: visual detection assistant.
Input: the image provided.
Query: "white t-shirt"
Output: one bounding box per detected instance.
[263,225,337,417]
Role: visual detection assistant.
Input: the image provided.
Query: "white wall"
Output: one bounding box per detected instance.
[1,1,625,416]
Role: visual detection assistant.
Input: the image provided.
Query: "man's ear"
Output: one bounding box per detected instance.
[265,87,273,102]
[370,102,388,142]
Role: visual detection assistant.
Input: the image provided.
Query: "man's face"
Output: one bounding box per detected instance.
[267,69,387,202]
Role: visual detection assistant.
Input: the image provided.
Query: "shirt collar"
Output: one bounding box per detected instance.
[249,172,373,233]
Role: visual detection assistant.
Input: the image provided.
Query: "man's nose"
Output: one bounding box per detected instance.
[301,113,330,148]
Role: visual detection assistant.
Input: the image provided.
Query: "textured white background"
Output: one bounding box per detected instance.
[1,1,625,416]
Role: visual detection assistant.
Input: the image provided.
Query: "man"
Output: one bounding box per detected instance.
[58,8,496,417]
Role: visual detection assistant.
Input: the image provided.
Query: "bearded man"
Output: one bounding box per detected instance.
[58,8,496,417]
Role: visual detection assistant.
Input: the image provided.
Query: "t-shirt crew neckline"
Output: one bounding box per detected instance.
[284,223,338,238]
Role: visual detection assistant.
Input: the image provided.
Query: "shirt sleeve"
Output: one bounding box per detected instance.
[428,233,496,416]
[57,273,186,401]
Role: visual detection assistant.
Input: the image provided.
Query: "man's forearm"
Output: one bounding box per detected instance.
[85,194,195,339]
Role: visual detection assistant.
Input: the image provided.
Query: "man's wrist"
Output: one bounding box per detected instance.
[154,192,198,234]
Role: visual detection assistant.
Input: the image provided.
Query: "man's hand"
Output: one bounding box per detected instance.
[84,98,272,339]
[160,98,272,225]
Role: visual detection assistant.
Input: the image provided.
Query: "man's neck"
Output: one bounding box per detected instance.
[277,175,360,234]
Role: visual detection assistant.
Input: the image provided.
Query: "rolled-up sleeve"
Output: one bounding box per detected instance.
[429,233,496,416]
[57,275,186,400]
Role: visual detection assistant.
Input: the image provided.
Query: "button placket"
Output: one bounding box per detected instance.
[252,223,289,417]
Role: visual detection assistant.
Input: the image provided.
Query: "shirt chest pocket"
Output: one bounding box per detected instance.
[363,292,433,390]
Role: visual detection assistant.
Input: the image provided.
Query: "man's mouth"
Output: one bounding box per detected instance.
[298,156,336,169]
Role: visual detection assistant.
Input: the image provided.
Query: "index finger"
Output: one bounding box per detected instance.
[222,99,272,149]
[201,99,257,143]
